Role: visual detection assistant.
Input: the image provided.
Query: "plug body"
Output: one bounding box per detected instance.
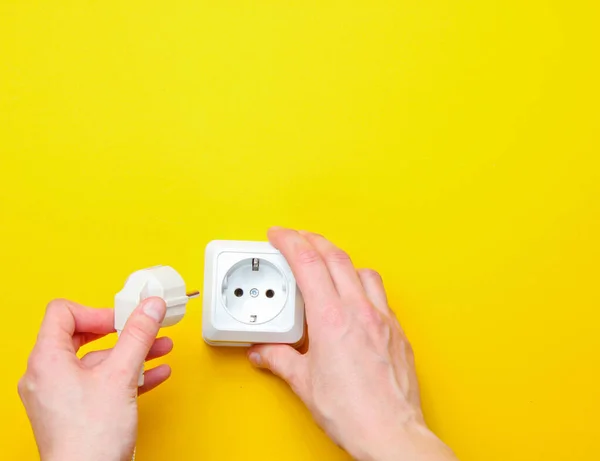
[202,240,305,347]
[114,265,190,385]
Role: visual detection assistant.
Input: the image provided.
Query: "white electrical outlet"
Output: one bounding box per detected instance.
[202,240,305,347]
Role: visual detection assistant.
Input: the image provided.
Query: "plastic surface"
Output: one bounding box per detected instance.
[203,241,305,346]
[114,266,189,385]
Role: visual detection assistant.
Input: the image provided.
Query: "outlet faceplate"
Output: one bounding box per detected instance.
[202,240,305,347]
[222,258,287,325]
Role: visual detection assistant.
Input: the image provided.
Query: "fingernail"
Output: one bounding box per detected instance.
[249,352,262,367]
[143,298,166,322]
[269,226,283,231]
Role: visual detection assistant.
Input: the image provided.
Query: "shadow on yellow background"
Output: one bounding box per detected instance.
[1,1,599,460]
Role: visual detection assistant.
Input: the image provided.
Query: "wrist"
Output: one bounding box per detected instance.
[43,446,124,461]
[352,421,457,461]
[46,454,122,461]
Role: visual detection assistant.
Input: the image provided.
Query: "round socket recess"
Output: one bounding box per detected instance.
[221,258,288,325]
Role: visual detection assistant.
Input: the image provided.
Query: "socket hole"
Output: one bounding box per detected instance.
[266,289,275,298]
[234,288,244,297]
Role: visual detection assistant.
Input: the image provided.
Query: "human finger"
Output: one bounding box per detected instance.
[299,231,366,303]
[267,227,339,325]
[248,344,306,395]
[106,297,166,386]
[138,364,172,395]
[357,269,391,315]
[73,332,112,351]
[36,299,114,352]
[80,337,174,368]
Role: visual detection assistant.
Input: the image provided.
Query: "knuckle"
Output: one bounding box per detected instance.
[124,320,155,348]
[325,249,351,264]
[45,298,68,314]
[264,351,279,372]
[360,303,386,328]
[359,268,382,281]
[17,377,26,398]
[26,352,44,373]
[17,374,36,399]
[297,248,322,266]
[263,350,282,372]
[270,355,304,393]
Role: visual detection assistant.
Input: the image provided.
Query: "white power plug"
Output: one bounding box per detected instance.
[114,265,198,385]
[202,240,305,347]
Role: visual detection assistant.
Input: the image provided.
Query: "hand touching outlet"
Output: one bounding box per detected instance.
[248,228,457,461]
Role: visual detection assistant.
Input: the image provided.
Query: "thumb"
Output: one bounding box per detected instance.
[108,297,166,384]
[248,344,305,391]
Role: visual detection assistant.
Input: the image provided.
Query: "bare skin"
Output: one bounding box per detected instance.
[248,228,457,461]
[19,228,457,461]
[18,297,172,461]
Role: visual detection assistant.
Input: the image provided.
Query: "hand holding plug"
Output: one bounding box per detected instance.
[19,266,197,461]
[114,265,198,385]
[18,297,171,461]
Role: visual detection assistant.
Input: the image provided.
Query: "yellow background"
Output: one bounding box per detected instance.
[1,1,599,460]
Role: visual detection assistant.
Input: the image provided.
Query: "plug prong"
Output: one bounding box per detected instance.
[186,290,200,299]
